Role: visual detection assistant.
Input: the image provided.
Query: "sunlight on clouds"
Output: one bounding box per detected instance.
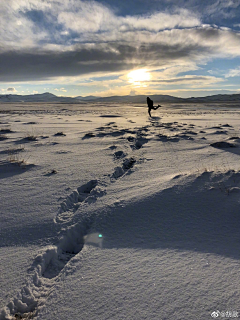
[55,87,67,92]
[1,0,240,97]
[58,1,114,33]
[225,67,240,78]
[127,69,151,87]
[122,9,200,32]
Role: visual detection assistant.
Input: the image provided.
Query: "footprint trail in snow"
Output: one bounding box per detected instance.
[1,118,234,319]
[0,122,155,319]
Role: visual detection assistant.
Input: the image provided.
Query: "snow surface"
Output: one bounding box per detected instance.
[1,102,240,319]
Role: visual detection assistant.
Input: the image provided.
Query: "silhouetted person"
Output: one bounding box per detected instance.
[147,97,161,117]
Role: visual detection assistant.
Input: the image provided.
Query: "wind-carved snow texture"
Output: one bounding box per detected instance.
[203,169,240,195]
[1,119,235,320]
[82,122,136,140]
[83,120,213,151]
[3,169,238,319]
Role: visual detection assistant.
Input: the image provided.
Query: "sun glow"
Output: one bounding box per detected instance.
[127,69,151,86]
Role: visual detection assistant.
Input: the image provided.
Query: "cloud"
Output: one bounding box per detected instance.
[1,0,240,84]
[130,89,136,96]
[205,0,240,19]
[82,84,236,98]
[121,9,200,31]
[0,46,137,82]
[166,0,240,21]
[148,75,224,85]
[76,78,125,87]
[7,87,17,92]
[54,87,68,92]
[2,25,240,83]
[0,0,201,52]
[225,66,240,77]
[73,72,224,97]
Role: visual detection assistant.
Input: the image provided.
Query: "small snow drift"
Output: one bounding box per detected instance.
[15,136,38,143]
[54,132,66,136]
[0,134,8,141]
[0,128,14,134]
[99,115,122,118]
[82,132,95,139]
[98,169,240,256]
[0,160,34,179]
[158,133,180,142]
[210,141,236,148]
[212,130,228,135]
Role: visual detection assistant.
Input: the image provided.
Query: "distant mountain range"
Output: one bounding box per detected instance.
[1,92,240,103]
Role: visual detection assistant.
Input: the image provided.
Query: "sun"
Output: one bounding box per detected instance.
[127,69,151,86]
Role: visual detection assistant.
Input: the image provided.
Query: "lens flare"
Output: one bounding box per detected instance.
[84,232,103,248]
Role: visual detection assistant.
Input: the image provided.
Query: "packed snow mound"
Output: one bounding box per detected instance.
[88,170,240,254]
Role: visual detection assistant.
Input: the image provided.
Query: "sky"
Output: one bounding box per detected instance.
[1,0,240,98]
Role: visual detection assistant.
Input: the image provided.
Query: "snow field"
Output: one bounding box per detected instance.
[1,103,240,319]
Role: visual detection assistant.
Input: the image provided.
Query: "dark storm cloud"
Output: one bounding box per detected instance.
[0,46,137,82]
